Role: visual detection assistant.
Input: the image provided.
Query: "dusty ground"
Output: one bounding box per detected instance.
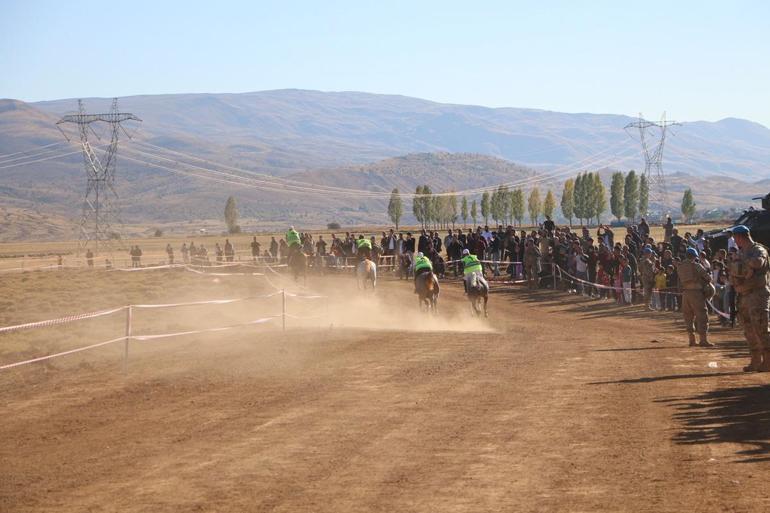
[2,268,770,512]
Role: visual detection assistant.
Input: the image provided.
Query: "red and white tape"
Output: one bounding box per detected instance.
[0,336,127,370]
[0,306,126,334]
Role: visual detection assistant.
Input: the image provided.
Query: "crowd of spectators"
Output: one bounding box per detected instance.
[146,218,737,326]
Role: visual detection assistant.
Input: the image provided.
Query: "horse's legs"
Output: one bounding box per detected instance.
[483,295,489,317]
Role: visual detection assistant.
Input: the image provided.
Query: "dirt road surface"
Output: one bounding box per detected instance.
[2,274,770,512]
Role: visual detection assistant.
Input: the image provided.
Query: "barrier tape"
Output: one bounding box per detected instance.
[554,265,682,297]
[707,300,733,320]
[284,313,325,320]
[0,336,126,370]
[132,317,276,340]
[284,291,327,299]
[132,292,282,309]
[0,306,126,334]
[184,266,265,276]
[115,264,185,272]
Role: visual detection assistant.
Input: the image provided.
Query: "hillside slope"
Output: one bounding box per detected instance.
[15,89,770,180]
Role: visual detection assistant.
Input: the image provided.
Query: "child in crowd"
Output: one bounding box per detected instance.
[614,262,624,305]
[621,257,633,305]
[597,263,610,299]
[652,265,667,310]
[665,265,678,311]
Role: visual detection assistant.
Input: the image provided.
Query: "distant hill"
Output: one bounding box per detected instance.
[1,89,770,239]
[4,89,768,179]
[291,152,538,191]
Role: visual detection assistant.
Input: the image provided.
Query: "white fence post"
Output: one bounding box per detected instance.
[123,305,132,373]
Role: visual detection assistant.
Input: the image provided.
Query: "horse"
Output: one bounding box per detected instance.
[357,258,377,291]
[288,250,308,284]
[415,271,440,313]
[467,273,489,317]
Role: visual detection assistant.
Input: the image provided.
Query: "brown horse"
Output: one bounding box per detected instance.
[467,274,489,317]
[415,271,439,313]
[288,250,308,284]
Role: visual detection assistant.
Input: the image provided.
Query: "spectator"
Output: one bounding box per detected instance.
[269,237,279,259]
[652,265,667,310]
[664,216,674,243]
[251,237,261,261]
[620,257,633,304]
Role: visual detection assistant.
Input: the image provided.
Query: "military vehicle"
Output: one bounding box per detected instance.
[705,193,770,251]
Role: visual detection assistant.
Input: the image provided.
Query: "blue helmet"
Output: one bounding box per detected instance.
[686,247,698,257]
[730,225,750,235]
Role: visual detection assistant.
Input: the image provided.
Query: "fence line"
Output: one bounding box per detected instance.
[0,288,326,372]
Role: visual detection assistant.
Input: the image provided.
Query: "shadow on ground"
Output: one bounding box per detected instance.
[657,385,770,463]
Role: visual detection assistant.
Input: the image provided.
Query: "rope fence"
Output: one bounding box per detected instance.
[0,288,327,372]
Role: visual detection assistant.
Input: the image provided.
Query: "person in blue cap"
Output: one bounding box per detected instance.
[729,224,770,371]
[676,246,713,347]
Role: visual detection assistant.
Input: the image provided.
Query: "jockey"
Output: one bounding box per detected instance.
[461,248,488,294]
[413,251,433,292]
[356,235,372,261]
[286,226,301,262]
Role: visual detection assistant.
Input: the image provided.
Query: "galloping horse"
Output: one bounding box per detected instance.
[357,258,377,291]
[467,273,489,317]
[415,271,440,313]
[288,250,308,284]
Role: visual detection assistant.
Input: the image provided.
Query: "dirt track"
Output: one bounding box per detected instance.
[2,275,770,512]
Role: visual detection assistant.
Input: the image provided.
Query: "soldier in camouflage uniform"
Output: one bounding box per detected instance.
[676,247,713,347]
[729,225,770,372]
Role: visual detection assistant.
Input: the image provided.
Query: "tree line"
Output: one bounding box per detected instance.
[384,173,698,230]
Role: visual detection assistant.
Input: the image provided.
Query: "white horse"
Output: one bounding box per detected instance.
[357,258,377,291]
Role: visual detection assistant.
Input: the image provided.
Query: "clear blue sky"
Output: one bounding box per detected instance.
[2,0,768,127]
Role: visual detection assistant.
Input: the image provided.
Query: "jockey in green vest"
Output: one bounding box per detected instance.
[356,235,372,261]
[461,249,488,294]
[413,252,434,292]
[286,226,301,263]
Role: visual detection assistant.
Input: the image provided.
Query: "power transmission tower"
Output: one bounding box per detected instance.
[624,113,681,212]
[56,99,141,254]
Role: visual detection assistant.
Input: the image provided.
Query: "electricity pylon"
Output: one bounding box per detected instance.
[56,99,141,254]
[624,113,681,212]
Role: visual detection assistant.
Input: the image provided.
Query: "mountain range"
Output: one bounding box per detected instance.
[1,89,769,239]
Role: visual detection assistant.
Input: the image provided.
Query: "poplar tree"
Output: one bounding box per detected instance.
[639,174,649,217]
[624,171,639,221]
[528,187,542,225]
[561,178,575,226]
[543,190,556,219]
[681,188,696,223]
[387,188,403,230]
[610,172,625,221]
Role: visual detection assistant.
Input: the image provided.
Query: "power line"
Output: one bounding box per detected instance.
[0,147,87,169]
[126,137,636,199]
[121,140,637,200]
[0,141,66,160]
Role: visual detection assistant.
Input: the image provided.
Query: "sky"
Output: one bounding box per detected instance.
[2,0,769,127]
